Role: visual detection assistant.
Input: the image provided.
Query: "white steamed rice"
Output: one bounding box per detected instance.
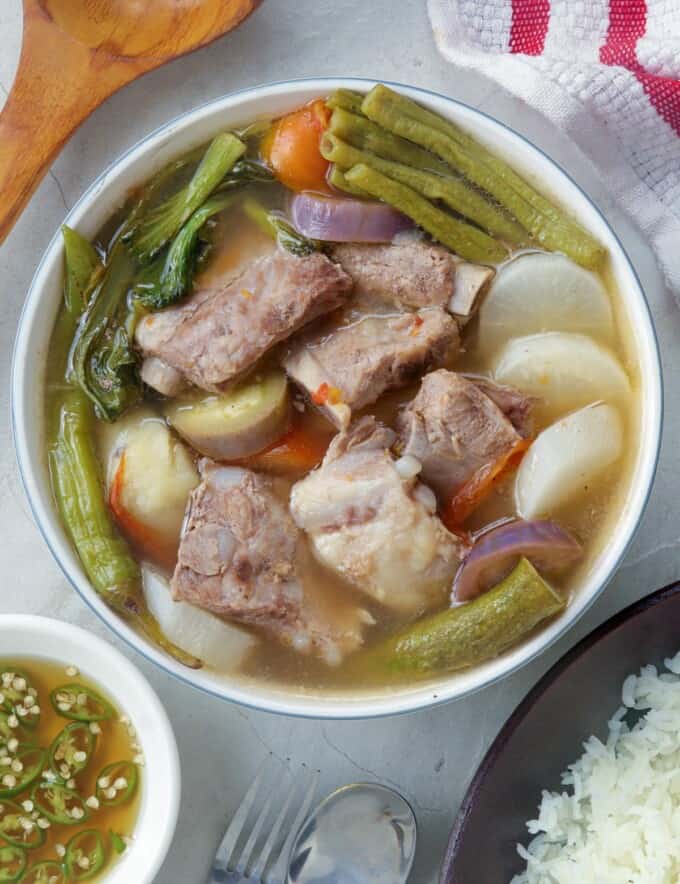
[512,651,680,884]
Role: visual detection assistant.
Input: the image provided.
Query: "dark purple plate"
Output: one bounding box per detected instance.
[440,581,680,883]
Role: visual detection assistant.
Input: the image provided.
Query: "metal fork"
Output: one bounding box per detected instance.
[208,757,320,884]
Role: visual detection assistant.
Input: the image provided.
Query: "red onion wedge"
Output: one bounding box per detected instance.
[290,193,413,243]
[453,519,582,603]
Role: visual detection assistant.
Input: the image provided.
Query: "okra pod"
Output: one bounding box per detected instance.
[361,558,565,677]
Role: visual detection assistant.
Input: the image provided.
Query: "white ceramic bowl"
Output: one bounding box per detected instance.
[0,615,179,882]
[12,78,663,719]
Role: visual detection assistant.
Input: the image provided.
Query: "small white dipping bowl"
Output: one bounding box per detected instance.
[12,78,663,719]
[0,615,179,883]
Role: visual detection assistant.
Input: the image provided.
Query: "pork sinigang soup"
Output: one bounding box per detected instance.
[46,85,638,691]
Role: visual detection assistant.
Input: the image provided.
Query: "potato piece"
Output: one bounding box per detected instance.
[493,332,630,422]
[143,567,258,670]
[165,371,291,460]
[106,415,199,567]
[478,252,614,356]
[515,402,623,519]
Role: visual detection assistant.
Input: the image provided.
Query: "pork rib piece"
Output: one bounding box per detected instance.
[290,417,467,614]
[171,461,370,665]
[396,370,533,500]
[283,307,459,429]
[331,240,494,317]
[136,249,352,393]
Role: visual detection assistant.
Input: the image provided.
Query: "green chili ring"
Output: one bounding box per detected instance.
[96,761,138,807]
[0,749,46,800]
[0,801,46,850]
[50,685,114,723]
[0,671,34,715]
[0,846,26,882]
[19,862,67,884]
[48,722,96,778]
[31,783,89,826]
[65,829,106,881]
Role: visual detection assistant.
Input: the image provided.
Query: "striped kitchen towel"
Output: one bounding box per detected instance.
[427,0,680,296]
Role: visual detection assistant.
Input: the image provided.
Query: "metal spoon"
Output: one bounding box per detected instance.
[287,783,417,884]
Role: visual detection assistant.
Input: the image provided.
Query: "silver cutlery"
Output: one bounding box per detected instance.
[209,757,417,883]
[208,758,319,884]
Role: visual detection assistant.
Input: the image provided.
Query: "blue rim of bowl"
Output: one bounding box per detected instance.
[10,76,664,721]
[439,578,680,883]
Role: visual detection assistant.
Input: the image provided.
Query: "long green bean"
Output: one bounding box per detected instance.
[345,164,507,263]
[329,108,451,176]
[326,89,365,114]
[327,165,371,197]
[50,390,140,597]
[322,133,525,243]
[362,85,604,268]
[50,236,202,670]
[130,132,246,263]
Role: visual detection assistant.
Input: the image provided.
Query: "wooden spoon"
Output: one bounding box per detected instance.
[0,0,261,244]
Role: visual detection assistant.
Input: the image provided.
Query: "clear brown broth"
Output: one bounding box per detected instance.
[0,658,140,879]
[49,146,640,694]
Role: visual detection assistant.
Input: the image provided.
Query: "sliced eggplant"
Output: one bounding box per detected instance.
[164,371,291,460]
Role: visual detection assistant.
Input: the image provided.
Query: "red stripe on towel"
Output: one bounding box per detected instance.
[600,0,680,136]
[509,0,550,56]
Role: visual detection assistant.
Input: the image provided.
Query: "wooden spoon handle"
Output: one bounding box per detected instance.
[0,2,146,245]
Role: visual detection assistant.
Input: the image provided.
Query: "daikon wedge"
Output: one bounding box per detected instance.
[493,332,630,420]
[478,252,614,356]
[103,411,199,567]
[515,402,623,519]
[143,568,258,670]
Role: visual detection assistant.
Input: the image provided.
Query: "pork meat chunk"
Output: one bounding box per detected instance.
[135,250,352,393]
[396,370,533,500]
[290,417,466,613]
[331,240,494,316]
[283,308,459,428]
[171,461,370,664]
[470,376,534,439]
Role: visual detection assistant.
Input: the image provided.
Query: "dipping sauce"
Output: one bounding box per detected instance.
[0,660,141,882]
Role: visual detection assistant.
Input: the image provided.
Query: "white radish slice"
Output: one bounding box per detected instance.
[478,253,614,356]
[515,403,623,519]
[493,332,630,421]
[143,568,258,670]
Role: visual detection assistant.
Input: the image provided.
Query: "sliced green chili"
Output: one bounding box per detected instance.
[0,749,46,800]
[0,802,46,850]
[109,831,126,855]
[96,761,138,807]
[0,672,33,714]
[49,723,96,779]
[19,862,67,884]
[50,685,114,723]
[65,829,106,881]
[0,846,26,882]
[0,714,21,746]
[31,783,89,826]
